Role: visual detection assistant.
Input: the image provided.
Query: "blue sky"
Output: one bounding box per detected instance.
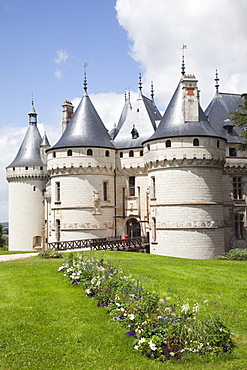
[1,0,247,221]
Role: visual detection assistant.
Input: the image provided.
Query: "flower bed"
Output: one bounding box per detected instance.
[58,254,234,362]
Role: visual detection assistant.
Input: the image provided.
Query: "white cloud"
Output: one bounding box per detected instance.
[115,0,247,109]
[54,49,69,64]
[54,70,63,79]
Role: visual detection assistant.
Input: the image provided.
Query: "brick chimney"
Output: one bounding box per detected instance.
[182,75,199,122]
[62,100,74,132]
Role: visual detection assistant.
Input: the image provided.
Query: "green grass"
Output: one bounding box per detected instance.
[0,252,246,369]
[0,250,38,255]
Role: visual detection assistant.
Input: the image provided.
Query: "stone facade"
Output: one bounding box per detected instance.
[6,73,247,258]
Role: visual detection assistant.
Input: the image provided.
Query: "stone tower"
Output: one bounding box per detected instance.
[46,77,116,242]
[144,74,226,259]
[6,102,49,251]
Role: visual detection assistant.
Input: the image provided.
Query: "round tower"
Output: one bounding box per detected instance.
[6,102,48,251]
[46,76,116,242]
[144,74,226,259]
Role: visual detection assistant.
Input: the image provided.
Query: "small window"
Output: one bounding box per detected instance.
[25,166,28,170]
[67,149,72,156]
[55,181,61,202]
[129,176,135,196]
[103,182,108,201]
[147,144,150,151]
[229,147,236,157]
[120,152,123,158]
[193,138,199,146]
[105,150,110,157]
[129,150,134,157]
[40,166,43,170]
[140,150,143,156]
[217,140,220,148]
[33,186,36,191]
[53,152,56,158]
[137,108,139,112]
[13,167,15,171]
[166,140,171,148]
[87,149,93,156]
[233,177,242,199]
[151,177,156,198]
[152,217,157,242]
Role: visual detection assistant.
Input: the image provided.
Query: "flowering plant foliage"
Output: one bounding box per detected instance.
[58,254,234,362]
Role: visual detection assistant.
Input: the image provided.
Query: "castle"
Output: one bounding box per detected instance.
[6,69,247,258]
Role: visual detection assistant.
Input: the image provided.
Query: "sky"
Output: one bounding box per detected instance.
[1,0,247,221]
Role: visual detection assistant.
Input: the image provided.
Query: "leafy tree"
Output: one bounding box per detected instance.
[229,99,247,151]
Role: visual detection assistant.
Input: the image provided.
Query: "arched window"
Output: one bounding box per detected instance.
[166,140,171,147]
[140,150,143,156]
[87,149,93,156]
[193,138,199,146]
[129,150,134,157]
[105,150,110,157]
[67,149,72,156]
[120,152,123,158]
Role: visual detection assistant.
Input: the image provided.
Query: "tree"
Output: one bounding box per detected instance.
[0,224,6,248]
[229,99,247,151]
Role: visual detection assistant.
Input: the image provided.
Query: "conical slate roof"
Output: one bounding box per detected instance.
[146,80,223,143]
[205,92,243,144]
[113,90,162,149]
[50,90,115,150]
[7,124,45,168]
[40,131,50,147]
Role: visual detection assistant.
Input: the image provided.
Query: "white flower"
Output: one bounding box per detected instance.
[139,337,146,344]
[181,303,190,314]
[129,314,135,320]
[192,303,199,313]
[170,352,175,357]
[148,340,157,351]
[134,345,139,350]
[58,266,64,271]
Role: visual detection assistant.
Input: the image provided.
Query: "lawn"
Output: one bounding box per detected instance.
[0,251,246,369]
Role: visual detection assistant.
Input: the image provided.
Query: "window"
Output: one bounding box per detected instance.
[87,149,93,156]
[140,150,143,156]
[25,166,28,170]
[229,147,237,157]
[33,186,36,192]
[105,150,109,157]
[152,217,157,242]
[56,219,61,242]
[67,149,72,156]
[120,152,123,158]
[103,182,108,201]
[129,150,134,157]
[193,138,199,146]
[129,176,135,196]
[40,166,43,170]
[147,144,150,151]
[151,176,156,198]
[233,177,242,199]
[235,214,245,238]
[166,140,171,147]
[53,152,56,158]
[55,181,61,202]
[217,140,220,148]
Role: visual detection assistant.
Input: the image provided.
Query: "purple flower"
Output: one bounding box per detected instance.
[126,331,135,336]
[145,353,152,358]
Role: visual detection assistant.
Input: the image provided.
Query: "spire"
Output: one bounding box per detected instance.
[83,63,88,95]
[150,81,154,101]
[181,44,187,76]
[138,73,142,95]
[28,99,38,126]
[215,69,220,94]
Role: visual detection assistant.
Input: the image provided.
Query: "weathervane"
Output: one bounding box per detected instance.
[181,44,187,76]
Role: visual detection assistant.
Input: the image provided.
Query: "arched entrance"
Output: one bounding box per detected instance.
[126,218,141,238]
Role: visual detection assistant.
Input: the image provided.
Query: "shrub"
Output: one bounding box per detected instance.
[216,248,247,261]
[39,249,63,259]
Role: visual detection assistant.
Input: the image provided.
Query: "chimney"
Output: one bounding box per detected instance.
[182,75,199,122]
[62,100,74,132]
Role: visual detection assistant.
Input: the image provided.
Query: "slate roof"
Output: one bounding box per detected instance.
[7,124,45,168]
[205,92,243,143]
[113,90,162,149]
[49,90,115,150]
[146,80,223,143]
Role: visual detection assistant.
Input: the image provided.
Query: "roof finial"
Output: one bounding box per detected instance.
[181,44,187,76]
[215,69,220,94]
[150,81,154,101]
[83,63,88,93]
[138,73,142,92]
[31,91,34,106]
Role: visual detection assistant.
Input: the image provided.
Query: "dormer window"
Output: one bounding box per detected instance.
[87,149,93,156]
[193,138,199,146]
[229,147,237,157]
[67,149,72,156]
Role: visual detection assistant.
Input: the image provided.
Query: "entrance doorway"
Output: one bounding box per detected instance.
[126,218,141,238]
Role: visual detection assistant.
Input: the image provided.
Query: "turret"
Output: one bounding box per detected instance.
[6,102,48,251]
